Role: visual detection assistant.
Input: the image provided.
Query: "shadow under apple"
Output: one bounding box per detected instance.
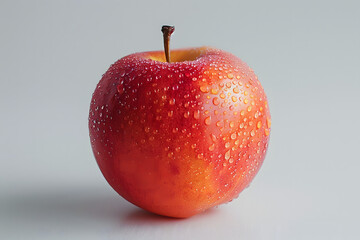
[2,185,221,235]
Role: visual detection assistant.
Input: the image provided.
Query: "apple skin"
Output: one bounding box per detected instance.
[89,47,271,218]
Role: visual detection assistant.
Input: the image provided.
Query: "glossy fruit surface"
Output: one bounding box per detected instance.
[89,47,271,218]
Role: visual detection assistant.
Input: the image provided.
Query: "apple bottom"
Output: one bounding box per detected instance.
[95,142,263,218]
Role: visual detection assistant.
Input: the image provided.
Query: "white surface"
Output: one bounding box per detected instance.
[1,0,360,239]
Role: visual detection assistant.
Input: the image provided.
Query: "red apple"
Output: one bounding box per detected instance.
[89,26,271,218]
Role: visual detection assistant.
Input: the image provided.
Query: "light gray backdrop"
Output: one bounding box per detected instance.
[1,0,359,239]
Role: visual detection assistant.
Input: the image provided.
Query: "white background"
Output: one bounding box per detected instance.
[1,0,359,239]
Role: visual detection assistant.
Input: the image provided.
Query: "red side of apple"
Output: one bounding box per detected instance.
[89,47,271,218]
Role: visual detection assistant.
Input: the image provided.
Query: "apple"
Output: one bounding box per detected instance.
[89,26,271,218]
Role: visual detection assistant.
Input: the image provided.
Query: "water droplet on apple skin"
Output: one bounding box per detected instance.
[204,116,211,125]
[117,85,124,94]
[212,97,220,106]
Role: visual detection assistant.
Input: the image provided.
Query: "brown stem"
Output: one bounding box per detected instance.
[161,25,175,63]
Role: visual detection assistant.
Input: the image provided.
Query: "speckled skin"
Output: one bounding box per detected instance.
[89,47,271,218]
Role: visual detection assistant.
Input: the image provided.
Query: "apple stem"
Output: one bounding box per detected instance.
[161,25,175,63]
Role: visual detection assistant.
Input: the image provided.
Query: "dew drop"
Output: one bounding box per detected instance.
[267,118,272,128]
[200,86,209,93]
[205,116,211,125]
[231,133,237,140]
[169,99,175,105]
[213,97,220,106]
[225,142,230,148]
[211,134,217,142]
[265,129,270,136]
[225,150,231,160]
[211,88,219,94]
[250,130,255,136]
[117,85,124,94]
[184,111,190,118]
[193,110,200,119]
[209,144,215,151]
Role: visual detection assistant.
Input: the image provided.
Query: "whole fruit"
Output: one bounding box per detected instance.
[89,26,271,218]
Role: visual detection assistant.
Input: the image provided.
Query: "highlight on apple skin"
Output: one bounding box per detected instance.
[89,26,271,218]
